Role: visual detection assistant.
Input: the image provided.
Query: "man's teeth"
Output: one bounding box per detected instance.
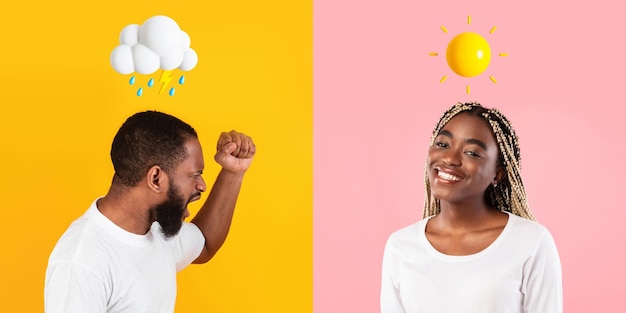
[438,171,461,181]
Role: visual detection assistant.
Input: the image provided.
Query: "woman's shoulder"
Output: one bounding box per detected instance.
[385,218,430,247]
[506,213,550,234]
[503,212,557,250]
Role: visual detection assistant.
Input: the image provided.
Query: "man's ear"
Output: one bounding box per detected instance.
[146,165,165,193]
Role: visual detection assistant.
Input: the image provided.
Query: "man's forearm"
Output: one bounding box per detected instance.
[191,169,245,263]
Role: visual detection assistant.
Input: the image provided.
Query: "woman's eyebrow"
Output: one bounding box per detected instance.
[465,138,488,151]
[438,130,488,150]
[438,130,453,138]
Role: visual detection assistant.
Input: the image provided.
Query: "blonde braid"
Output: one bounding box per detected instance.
[423,102,536,221]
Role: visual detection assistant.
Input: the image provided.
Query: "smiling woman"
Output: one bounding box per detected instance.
[381,102,562,313]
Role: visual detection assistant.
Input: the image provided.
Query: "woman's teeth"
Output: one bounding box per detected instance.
[438,171,461,181]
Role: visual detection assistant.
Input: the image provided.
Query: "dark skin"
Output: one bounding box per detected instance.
[97,130,255,263]
[425,113,507,256]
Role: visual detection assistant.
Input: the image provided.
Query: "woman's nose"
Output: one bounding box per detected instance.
[442,148,462,166]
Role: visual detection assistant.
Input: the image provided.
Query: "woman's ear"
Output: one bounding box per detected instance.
[494,166,505,184]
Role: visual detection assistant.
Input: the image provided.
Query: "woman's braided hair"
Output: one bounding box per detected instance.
[423,102,536,220]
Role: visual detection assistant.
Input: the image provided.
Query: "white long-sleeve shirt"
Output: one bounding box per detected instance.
[381,212,562,313]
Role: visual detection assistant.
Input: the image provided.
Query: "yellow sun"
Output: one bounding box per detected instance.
[446,32,491,77]
[429,16,507,94]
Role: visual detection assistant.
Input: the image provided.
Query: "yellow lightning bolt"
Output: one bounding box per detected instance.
[159,70,173,95]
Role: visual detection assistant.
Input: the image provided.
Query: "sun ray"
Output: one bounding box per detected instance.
[431,17,507,94]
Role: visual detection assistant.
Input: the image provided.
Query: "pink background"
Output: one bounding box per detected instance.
[314,0,625,312]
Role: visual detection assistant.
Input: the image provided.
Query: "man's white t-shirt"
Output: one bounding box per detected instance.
[45,199,205,313]
[381,212,562,313]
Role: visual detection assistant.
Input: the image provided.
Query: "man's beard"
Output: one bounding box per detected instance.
[154,182,187,239]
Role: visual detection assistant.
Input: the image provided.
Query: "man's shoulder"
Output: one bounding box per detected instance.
[48,203,114,269]
[51,222,100,259]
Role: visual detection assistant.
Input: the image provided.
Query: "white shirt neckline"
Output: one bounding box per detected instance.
[87,198,153,248]
[417,211,513,262]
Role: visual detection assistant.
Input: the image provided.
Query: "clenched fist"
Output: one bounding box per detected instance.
[214,130,255,173]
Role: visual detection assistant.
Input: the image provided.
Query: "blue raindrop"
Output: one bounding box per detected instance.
[179,76,185,85]
[169,87,175,96]
[129,76,135,85]
[137,88,143,96]
[148,78,154,87]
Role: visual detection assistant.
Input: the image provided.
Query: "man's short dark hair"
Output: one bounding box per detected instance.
[110,111,198,186]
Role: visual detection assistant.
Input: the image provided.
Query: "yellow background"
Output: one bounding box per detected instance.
[0,1,312,312]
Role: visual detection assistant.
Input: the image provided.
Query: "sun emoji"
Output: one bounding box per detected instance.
[429,16,507,94]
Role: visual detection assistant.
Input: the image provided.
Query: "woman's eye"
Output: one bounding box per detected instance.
[465,151,481,158]
[435,141,449,148]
